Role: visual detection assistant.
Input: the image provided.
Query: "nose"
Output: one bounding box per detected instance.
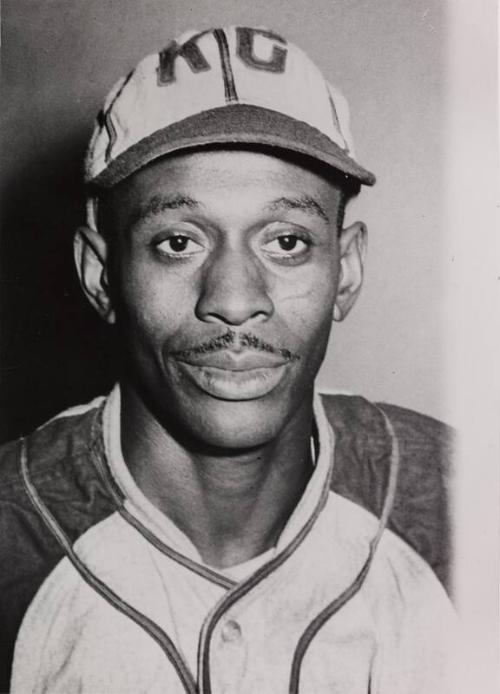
[195,246,274,326]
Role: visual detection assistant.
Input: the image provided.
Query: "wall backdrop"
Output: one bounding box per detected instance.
[1,0,449,440]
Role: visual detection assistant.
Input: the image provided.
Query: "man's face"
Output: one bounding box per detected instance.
[92,148,362,449]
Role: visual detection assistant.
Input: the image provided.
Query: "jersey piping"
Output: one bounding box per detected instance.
[20,437,198,694]
[14,390,406,693]
[288,407,400,693]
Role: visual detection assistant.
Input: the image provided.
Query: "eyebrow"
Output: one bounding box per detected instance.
[127,192,330,229]
[266,195,330,223]
[129,193,199,227]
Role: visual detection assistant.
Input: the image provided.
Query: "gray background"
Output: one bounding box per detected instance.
[2,0,448,438]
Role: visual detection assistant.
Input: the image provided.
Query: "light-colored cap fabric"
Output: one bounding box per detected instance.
[85,26,375,193]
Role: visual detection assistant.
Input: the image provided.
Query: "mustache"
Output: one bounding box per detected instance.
[170,329,301,362]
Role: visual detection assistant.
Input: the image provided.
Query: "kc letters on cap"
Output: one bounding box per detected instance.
[85,26,376,190]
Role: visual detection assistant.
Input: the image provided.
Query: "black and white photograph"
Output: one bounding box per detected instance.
[1,2,498,693]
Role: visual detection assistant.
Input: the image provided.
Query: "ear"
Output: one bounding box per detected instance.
[333,221,367,322]
[74,226,115,324]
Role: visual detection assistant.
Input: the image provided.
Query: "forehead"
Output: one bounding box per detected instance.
[102,147,344,226]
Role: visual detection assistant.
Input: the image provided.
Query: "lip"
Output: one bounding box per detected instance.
[175,360,289,401]
[175,349,289,371]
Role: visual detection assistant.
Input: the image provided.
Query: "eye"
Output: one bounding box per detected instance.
[154,234,204,258]
[263,234,310,258]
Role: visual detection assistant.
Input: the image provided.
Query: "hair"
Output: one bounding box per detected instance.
[93,144,361,240]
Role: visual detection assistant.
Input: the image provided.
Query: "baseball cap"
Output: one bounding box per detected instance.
[85,26,375,225]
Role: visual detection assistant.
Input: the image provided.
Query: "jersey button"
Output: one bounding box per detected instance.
[221,619,241,643]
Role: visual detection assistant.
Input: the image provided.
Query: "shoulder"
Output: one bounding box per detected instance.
[0,396,116,691]
[321,393,454,453]
[320,393,455,595]
[0,394,116,551]
[0,397,105,487]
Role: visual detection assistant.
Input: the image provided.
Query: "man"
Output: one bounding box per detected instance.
[0,26,455,693]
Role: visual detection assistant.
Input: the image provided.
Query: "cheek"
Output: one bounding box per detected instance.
[272,260,339,340]
[114,260,194,346]
[271,242,340,299]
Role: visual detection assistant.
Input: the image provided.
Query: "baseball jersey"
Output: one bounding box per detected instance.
[0,386,456,692]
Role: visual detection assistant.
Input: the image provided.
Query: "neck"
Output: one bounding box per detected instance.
[120,384,314,569]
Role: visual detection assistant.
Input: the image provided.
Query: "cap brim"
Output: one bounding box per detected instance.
[90,104,376,188]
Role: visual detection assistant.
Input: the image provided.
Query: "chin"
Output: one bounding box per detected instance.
[201,398,290,450]
[171,392,298,452]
